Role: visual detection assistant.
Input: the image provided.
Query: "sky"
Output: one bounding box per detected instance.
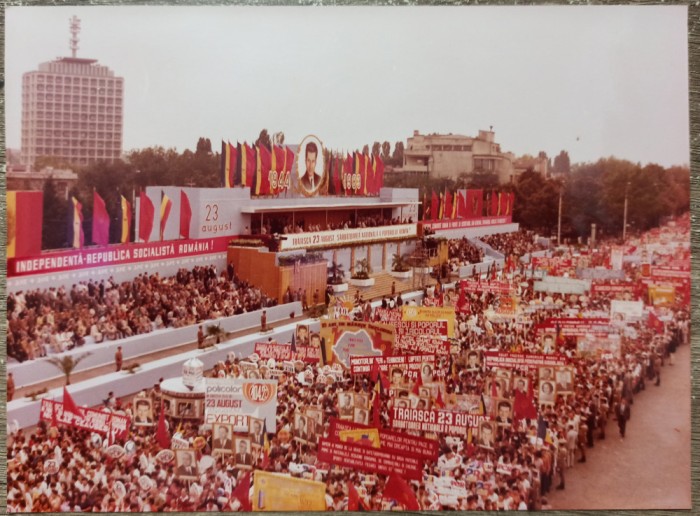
[5,5,690,167]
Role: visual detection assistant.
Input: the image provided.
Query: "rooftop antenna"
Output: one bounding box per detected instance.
[69,15,80,58]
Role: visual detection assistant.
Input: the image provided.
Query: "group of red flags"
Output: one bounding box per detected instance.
[221,141,295,196]
[221,140,385,197]
[423,189,515,221]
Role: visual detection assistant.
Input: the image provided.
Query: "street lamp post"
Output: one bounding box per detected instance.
[557,186,563,246]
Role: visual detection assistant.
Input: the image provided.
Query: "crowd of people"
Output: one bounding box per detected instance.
[481,230,547,258]
[6,215,689,512]
[448,237,486,267]
[258,214,414,236]
[7,265,276,363]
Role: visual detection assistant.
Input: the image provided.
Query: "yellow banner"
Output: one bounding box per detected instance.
[7,191,16,259]
[339,428,381,448]
[648,285,675,307]
[401,305,456,337]
[252,471,326,511]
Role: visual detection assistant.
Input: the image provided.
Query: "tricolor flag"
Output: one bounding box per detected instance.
[221,140,237,188]
[238,142,256,188]
[363,153,371,195]
[179,190,192,239]
[120,195,132,244]
[466,189,483,219]
[438,191,445,220]
[374,155,385,196]
[444,191,452,221]
[159,191,172,241]
[70,196,85,249]
[92,190,110,246]
[260,420,271,470]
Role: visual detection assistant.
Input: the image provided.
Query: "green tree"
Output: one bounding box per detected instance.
[392,141,405,166]
[553,151,570,174]
[46,352,92,385]
[42,177,70,250]
[371,142,381,157]
[256,129,272,151]
[381,141,391,160]
[196,137,212,155]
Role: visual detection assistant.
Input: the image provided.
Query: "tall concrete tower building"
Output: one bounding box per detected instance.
[21,15,124,169]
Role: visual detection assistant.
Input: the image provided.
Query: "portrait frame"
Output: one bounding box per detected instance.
[234,437,254,469]
[211,423,234,455]
[174,449,199,479]
[295,134,326,197]
[132,397,154,426]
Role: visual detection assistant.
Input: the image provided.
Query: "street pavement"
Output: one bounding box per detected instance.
[549,342,692,510]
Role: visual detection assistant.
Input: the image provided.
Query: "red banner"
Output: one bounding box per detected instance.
[390,407,489,436]
[590,282,636,296]
[317,438,424,480]
[253,342,320,362]
[422,216,511,231]
[460,279,513,295]
[536,318,612,337]
[327,418,438,460]
[7,191,43,259]
[464,189,483,219]
[651,267,691,280]
[8,235,233,278]
[349,354,436,379]
[373,308,449,355]
[40,399,130,440]
[394,335,450,356]
[483,352,568,370]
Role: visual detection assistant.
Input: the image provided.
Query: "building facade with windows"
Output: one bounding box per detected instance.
[397,129,517,184]
[21,56,124,170]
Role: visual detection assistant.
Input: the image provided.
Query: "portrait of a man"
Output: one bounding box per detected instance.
[541,333,556,354]
[235,438,253,467]
[212,424,233,452]
[466,350,481,370]
[339,392,355,417]
[478,421,495,448]
[133,398,154,426]
[298,139,324,193]
[555,367,574,392]
[495,399,513,426]
[175,449,199,478]
[354,407,369,425]
[249,418,264,443]
[296,324,310,346]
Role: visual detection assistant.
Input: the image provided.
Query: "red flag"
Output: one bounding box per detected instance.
[466,189,483,219]
[62,386,84,418]
[232,472,252,511]
[435,386,445,409]
[139,190,155,243]
[243,143,256,188]
[375,155,385,195]
[92,190,110,246]
[500,191,509,216]
[255,145,272,196]
[179,190,192,239]
[431,191,438,221]
[444,191,453,221]
[648,311,664,334]
[372,387,381,427]
[155,400,171,449]
[347,481,362,511]
[383,473,420,511]
[457,191,466,218]
[411,369,423,395]
[369,358,380,383]
[344,153,353,195]
[513,384,538,421]
[491,191,500,216]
